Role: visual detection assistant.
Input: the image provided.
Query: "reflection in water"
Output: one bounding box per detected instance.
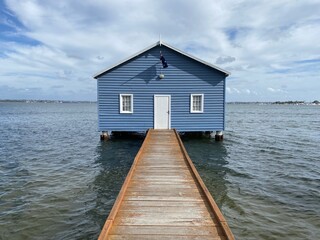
[182,137,229,203]
[90,138,143,231]
[182,136,244,215]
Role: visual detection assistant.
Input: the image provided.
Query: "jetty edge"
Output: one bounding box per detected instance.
[98,129,234,240]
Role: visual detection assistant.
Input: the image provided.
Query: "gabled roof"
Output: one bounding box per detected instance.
[93,41,230,79]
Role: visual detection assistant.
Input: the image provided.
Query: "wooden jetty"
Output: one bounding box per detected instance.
[99,129,234,240]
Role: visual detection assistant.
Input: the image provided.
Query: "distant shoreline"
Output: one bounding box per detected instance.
[228,100,319,105]
[0,99,96,103]
[0,99,319,105]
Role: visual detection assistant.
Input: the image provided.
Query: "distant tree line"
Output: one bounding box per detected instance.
[273,101,305,104]
[272,100,319,105]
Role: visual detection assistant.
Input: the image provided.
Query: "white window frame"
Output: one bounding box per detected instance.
[120,94,133,113]
[190,94,204,113]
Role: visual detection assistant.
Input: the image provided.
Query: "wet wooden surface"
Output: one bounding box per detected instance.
[99,129,234,240]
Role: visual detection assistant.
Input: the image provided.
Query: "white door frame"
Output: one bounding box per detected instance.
[154,95,171,129]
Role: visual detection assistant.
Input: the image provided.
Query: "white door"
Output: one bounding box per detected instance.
[154,95,171,129]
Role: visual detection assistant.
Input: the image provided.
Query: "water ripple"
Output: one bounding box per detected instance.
[1,103,319,239]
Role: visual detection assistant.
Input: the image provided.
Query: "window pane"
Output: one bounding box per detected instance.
[192,95,202,111]
[122,95,132,112]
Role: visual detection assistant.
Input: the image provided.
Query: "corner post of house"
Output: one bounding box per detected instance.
[215,131,223,141]
[100,131,110,141]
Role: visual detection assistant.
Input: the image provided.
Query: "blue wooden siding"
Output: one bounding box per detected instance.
[97,45,226,132]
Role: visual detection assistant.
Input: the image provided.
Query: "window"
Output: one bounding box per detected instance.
[120,94,133,113]
[190,94,204,113]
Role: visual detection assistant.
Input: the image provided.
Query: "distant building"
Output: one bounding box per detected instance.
[94,41,230,139]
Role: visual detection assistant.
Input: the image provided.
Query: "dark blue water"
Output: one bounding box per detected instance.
[0,102,319,239]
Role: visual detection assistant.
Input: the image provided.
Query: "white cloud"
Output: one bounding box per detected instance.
[232,88,240,94]
[216,56,236,64]
[267,87,288,93]
[1,0,319,101]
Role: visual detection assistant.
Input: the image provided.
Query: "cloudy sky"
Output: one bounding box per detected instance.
[0,0,319,101]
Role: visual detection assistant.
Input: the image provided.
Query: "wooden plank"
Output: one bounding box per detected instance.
[127,186,202,192]
[98,129,234,240]
[107,235,226,240]
[137,166,188,169]
[118,205,211,213]
[127,186,198,191]
[110,225,224,237]
[126,190,205,197]
[129,180,195,184]
[136,164,187,168]
[123,195,204,202]
[115,210,215,221]
[113,215,216,226]
[131,178,193,182]
[128,180,195,186]
[129,180,197,186]
[108,234,226,240]
[121,200,207,208]
[132,174,190,178]
[134,169,189,173]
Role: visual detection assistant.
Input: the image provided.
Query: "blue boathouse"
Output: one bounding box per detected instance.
[94,41,230,139]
